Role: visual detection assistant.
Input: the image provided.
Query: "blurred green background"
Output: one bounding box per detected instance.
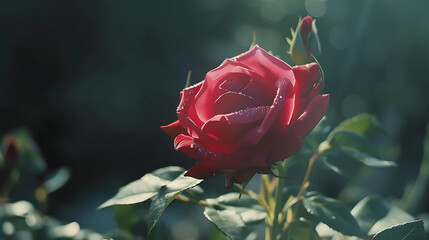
[1,0,428,236]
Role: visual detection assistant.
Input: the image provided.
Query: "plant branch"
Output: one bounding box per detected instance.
[285,152,319,228]
[175,196,208,207]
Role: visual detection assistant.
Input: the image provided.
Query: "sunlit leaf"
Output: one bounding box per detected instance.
[372,220,424,240]
[204,208,246,240]
[146,172,202,235]
[326,129,376,154]
[205,193,266,225]
[302,192,364,237]
[98,166,196,208]
[351,196,414,235]
[319,129,396,175]
[320,149,396,177]
[336,113,385,136]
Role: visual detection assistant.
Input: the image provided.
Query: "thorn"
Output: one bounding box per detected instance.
[185,70,192,88]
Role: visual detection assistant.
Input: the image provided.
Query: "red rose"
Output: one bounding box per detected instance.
[162,45,329,186]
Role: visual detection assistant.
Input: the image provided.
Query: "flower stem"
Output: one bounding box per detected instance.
[174,196,208,207]
[270,163,288,239]
[287,152,318,227]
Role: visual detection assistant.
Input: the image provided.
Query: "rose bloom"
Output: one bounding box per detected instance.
[162,45,329,187]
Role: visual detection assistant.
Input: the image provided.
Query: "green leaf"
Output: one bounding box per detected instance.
[146,172,202,235]
[372,220,424,240]
[326,129,377,154]
[281,220,321,240]
[209,224,227,240]
[302,192,364,237]
[319,130,396,175]
[319,149,361,176]
[204,208,246,240]
[98,166,196,208]
[344,151,396,168]
[114,204,142,233]
[320,149,396,177]
[206,193,266,225]
[351,196,414,235]
[336,113,385,136]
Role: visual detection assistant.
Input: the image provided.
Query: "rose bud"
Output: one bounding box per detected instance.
[162,45,329,187]
[287,16,321,65]
[4,136,19,166]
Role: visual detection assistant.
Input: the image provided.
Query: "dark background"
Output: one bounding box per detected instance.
[1,0,429,234]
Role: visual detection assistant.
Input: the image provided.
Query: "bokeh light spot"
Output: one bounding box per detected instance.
[305,0,327,17]
[2,221,14,235]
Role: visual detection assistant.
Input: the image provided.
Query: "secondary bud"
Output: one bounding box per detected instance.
[287,16,321,65]
[4,137,19,166]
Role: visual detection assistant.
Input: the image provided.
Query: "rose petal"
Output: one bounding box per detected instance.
[238,78,293,146]
[292,63,321,96]
[174,134,198,159]
[194,137,235,153]
[201,106,270,144]
[234,45,295,87]
[213,91,261,116]
[185,151,267,181]
[224,169,257,186]
[241,70,276,105]
[268,130,303,165]
[194,61,250,122]
[185,160,217,179]
[291,63,322,119]
[219,75,250,92]
[177,113,205,139]
[160,120,187,139]
[177,81,205,136]
[291,94,330,138]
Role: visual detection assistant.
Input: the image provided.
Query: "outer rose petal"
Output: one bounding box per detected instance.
[160,120,187,139]
[202,106,270,145]
[177,81,205,138]
[173,134,199,159]
[268,130,303,165]
[292,63,322,120]
[292,63,321,96]
[291,94,330,138]
[234,45,296,87]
